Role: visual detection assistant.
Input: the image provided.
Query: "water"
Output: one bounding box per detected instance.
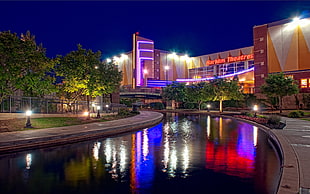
[0,113,281,194]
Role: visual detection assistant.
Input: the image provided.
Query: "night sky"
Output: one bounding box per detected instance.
[1,1,310,59]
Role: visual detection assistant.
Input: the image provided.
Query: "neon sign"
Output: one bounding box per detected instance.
[206,54,253,65]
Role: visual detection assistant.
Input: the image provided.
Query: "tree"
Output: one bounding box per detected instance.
[162,82,187,109]
[185,82,214,110]
[260,73,299,113]
[210,78,243,112]
[0,31,55,103]
[55,44,122,116]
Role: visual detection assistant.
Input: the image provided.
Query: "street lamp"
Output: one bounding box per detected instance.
[253,104,258,117]
[143,69,148,87]
[164,65,169,85]
[25,110,32,128]
[97,106,101,118]
[207,104,211,112]
[105,104,109,113]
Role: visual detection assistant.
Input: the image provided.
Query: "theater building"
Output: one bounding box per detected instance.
[114,16,310,108]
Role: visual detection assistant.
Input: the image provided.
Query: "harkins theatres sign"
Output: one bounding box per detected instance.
[206,54,254,66]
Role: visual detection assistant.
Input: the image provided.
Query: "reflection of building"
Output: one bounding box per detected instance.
[113,16,310,108]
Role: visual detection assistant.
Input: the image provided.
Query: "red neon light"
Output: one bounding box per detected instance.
[206,54,254,66]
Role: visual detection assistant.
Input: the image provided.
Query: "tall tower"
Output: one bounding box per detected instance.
[132,32,154,88]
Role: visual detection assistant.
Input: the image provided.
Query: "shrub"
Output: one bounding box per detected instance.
[200,103,207,110]
[150,102,165,110]
[245,112,254,117]
[288,111,301,118]
[118,108,131,116]
[298,110,305,116]
[184,102,195,109]
[268,115,281,124]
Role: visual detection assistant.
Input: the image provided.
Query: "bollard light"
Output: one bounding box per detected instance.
[25,110,33,128]
[105,104,109,113]
[97,106,101,118]
[253,104,258,117]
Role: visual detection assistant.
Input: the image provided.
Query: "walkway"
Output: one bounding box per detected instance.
[274,117,310,194]
[0,111,163,154]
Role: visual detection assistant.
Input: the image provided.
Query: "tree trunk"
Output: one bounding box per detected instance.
[279,96,283,114]
[198,101,202,111]
[87,95,90,119]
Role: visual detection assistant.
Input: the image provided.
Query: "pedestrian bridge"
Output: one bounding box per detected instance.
[120,88,162,99]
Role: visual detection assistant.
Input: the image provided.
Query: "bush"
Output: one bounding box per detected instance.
[200,103,207,110]
[298,110,305,116]
[268,115,281,124]
[150,102,165,110]
[288,111,302,118]
[118,108,131,116]
[184,102,195,109]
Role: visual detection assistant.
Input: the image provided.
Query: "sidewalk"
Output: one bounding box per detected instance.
[273,117,310,194]
[0,111,163,154]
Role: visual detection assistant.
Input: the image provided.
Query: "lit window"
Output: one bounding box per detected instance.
[301,79,308,88]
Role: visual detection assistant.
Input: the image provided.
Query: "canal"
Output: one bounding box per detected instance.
[0,113,281,194]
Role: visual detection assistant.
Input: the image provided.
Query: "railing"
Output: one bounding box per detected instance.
[0,96,126,113]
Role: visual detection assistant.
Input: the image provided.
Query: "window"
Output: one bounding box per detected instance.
[301,79,308,88]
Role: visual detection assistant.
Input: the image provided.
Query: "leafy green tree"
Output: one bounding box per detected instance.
[162,81,187,109]
[210,78,243,112]
[185,82,214,110]
[56,44,122,115]
[0,31,55,103]
[260,73,299,113]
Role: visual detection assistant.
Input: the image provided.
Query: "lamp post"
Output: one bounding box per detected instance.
[207,104,211,112]
[143,69,148,87]
[253,104,258,117]
[97,106,101,118]
[105,104,109,113]
[25,110,32,128]
[164,65,169,85]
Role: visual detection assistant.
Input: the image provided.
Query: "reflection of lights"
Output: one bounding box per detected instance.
[169,148,177,177]
[105,139,112,163]
[26,154,32,169]
[183,145,189,174]
[253,126,258,147]
[207,115,211,137]
[93,142,101,161]
[163,124,170,171]
[119,143,127,173]
[143,129,149,160]
[219,117,223,139]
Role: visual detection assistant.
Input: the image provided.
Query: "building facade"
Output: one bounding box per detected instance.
[114,16,310,108]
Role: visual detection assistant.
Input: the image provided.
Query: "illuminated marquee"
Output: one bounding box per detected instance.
[206,54,254,65]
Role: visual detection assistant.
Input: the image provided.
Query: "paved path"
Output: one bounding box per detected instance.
[273,117,310,194]
[0,111,163,154]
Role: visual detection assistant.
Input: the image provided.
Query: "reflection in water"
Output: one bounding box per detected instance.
[0,114,280,194]
[25,153,32,170]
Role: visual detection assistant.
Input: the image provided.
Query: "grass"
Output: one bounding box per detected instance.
[31,117,84,129]
[0,112,139,132]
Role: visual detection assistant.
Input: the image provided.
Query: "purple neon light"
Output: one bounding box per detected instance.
[139,49,154,52]
[136,40,154,86]
[176,67,254,82]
